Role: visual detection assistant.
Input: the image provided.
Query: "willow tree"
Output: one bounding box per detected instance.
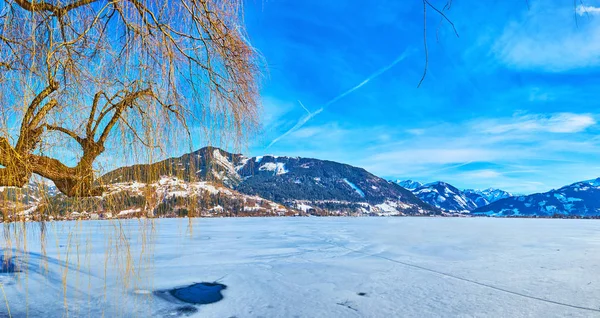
[0,0,259,197]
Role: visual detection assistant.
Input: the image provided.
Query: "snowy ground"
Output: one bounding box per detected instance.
[1,217,600,317]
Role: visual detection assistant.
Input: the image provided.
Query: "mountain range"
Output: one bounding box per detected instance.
[2,147,599,219]
[396,180,423,190]
[397,180,512,213]
[101,147,437,216]
[471,178,600,217]
[396,178,600,217]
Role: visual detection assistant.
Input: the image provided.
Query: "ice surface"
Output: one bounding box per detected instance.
[1,218,600,317]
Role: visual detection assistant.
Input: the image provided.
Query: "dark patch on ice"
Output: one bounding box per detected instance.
[157,305,199,317]
[175,305,198,315]
[0,255,20,274]
[156,282,227,305]
[357,292,367,296]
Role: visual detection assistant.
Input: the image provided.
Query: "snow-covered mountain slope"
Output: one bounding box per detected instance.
[101,146,249,187]
[472,178,600,217]
[464,188,512,206]
[101,148,439,216]
[43,177,296,219]
[397,180,512,212]
[235,155,437,215]
[462,190,491,208]
[412,182,478,212]
[0,182,59,220]
[395,180,423,190]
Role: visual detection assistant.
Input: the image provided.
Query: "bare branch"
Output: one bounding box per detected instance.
[97,88,152,145]
[44,124,85,145]
[13,0,100,15]
[86,91,105,137]
[424,0,459,38]
[418,0,428,88]
[29,99,58,130]
[419,0,459,87]
[0,0,261,196]
[20,82,59,131]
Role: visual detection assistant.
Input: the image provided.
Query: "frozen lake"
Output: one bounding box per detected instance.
[1,217,600,317]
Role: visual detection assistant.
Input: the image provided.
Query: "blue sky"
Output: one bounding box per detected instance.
[214,0,600,194]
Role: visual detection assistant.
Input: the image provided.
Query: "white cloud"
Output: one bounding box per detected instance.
[260,97,298,131]
[494,3,600,71]
[406,128,425,135]
[291,124,344,139]
[367,148,502,166]
[460,170,503,180]
[476,113,596,134]
[528,87,552,102]
[256,112,600,193]
[576,5,600,16]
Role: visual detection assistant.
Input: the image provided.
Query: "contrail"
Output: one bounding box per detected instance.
[267,108,323,148]
[298,100,311,115]
[267,50,410,149]
[426,161,474,174]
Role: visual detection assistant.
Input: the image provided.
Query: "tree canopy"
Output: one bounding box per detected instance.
[0,0,260,197]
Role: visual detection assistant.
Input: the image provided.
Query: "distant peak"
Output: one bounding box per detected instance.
[192,146,245,158]
[426,181,449,187]
[583,177,600,186]
[395,180,423,190]
[192,146,223,154]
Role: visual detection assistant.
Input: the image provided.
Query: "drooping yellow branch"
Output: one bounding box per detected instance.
[0,0,261,197]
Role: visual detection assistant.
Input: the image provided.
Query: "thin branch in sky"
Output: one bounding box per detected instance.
[425,0,459,38]
[418,0,429,88]
[436,0,453,43]
[419,0,459,88]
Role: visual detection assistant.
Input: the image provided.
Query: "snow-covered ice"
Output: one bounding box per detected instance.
[1,218,600,317]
